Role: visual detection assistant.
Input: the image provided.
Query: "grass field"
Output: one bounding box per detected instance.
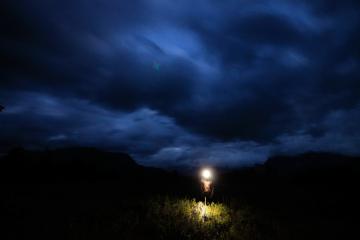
[64,197,260,240]
[2,183,357,240]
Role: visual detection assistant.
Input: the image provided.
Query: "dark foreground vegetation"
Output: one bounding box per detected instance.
[1,148,359,239]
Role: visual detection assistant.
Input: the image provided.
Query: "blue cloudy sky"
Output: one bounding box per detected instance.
[1,0,359,167]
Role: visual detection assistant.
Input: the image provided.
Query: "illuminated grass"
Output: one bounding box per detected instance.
[66,196,268,239]
[147,198,232,239]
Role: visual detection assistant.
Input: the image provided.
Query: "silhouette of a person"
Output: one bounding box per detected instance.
[0,105,4,112]
[201,178,214,199]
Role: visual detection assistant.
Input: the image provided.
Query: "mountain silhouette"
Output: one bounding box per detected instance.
[264,152,360,182]
[0,147,197,195]
[0,147,136,181]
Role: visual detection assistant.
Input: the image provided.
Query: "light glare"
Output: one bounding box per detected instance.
[201,169,212,180]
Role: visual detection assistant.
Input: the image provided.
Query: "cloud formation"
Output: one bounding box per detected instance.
[1,0,359,167]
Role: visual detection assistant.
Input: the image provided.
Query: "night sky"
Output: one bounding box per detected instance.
[1,0,359,167]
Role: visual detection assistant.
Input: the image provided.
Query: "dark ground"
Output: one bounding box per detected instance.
[1,148,359,239]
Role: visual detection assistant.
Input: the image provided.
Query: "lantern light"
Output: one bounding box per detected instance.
[200,168,214,208]
[201,168,212,180]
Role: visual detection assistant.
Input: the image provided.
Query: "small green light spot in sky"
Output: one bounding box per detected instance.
[153,62,160,71]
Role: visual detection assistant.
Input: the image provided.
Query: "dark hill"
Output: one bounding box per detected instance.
[217,152,360,197]
[0,147,136,181]
[264,152,360,182]
[266,152,359,172]
[0,147,196,194]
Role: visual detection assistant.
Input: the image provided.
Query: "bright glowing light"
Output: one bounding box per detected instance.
[201,169,212,180]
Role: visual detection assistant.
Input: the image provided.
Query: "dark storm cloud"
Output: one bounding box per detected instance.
[173,0,360,141]
[1,0,360,166]
[0,0,198,109]
[0,91,187,157]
